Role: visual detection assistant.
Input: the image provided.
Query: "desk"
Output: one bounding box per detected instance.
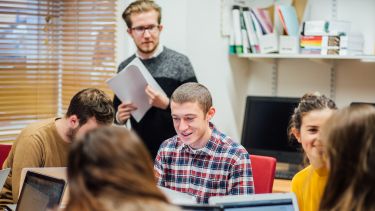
[272,179,291,193]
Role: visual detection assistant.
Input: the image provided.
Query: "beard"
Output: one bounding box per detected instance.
[137,41,159,55]
[66,126,80,143]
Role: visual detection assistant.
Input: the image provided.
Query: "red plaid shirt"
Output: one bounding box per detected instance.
[154,123,254,204]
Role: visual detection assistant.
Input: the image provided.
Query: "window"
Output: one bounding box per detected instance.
[0,0,117,143]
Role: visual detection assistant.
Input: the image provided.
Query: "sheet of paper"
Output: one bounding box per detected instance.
[106,57,166,122]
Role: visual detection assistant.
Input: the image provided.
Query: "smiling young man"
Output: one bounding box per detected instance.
[0,88,114,204]
[114,0,197,159]
[154,82,254,204]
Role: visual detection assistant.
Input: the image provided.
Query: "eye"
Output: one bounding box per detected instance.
[172,117,180,122]
[308,128,318,133]
[185,117,195,122]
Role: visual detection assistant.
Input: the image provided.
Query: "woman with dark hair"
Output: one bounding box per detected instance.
[319,105,375,211]
[288,92,337,211]
[65,126,180,211]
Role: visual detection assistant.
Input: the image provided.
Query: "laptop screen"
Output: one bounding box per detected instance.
[222,198,295,211]
[17,171,66,211]
[180,204,222,211]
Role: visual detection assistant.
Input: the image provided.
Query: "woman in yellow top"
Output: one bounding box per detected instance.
[288,93,336,211]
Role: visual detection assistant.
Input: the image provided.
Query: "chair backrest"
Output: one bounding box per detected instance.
[250,154,277,194]
[0,144,12,169]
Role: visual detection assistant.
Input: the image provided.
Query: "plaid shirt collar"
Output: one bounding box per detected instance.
[176,122,218,157]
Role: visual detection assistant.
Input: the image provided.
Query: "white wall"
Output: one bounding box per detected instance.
[117,0,375,142]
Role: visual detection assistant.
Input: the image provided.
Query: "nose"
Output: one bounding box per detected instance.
[143,29,152,38]
[178,119,189,131]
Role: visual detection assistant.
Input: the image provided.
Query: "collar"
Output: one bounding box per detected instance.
[176,122,218,157]
[136,45,164,60]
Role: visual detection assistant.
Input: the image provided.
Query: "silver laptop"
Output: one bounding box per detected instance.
[18,167,68,206]
[6,171,66,211]
[0,168,10,191]
[209,193,299,211]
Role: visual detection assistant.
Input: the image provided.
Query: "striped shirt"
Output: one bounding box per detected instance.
[154,123,254,204]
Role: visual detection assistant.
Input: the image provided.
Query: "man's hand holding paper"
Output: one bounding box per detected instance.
[145,85,169,109]
[107,57,167,122]
[116,102,137,124]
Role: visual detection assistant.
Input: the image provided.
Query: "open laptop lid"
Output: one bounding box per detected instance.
[179,204,222,211]
[16,171,66,211]
[209,193,299,211]
[19,167,68,206]
[0,168,10,191]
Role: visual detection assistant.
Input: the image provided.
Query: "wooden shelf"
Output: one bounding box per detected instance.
[238,53,375,62]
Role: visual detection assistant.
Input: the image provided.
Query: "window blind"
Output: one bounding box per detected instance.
[0,0,117,143]
[60,0,116,111]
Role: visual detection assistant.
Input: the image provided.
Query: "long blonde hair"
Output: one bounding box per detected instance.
[65,126,169,211]
[320,105,375,211]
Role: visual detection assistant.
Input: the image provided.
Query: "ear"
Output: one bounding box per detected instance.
[158,24,163,33]
[205,107,216,121]
[291,127,301,143]
[127,28,134,38]
[67,115,80,129]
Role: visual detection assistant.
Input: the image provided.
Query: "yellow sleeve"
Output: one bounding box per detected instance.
[11,134,44,202]
[291,172,304,211]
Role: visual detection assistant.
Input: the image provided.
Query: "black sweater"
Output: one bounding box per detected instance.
[113,47,197,159]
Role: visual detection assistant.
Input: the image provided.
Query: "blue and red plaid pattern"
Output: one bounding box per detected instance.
[154,123,254,204]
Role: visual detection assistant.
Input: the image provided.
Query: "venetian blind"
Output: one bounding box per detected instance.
[60,0,116,111]
[0,0,117,143]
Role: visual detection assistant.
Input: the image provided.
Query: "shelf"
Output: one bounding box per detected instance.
[238,53,375,62]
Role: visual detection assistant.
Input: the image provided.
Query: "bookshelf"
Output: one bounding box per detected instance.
[238,54,375,62]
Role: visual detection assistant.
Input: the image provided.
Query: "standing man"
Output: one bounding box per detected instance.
[0,88,114,204]
[154,83,254,204]
[114,0,197,159]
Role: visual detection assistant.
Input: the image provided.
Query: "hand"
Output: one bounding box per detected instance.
[145,85,169,109]
[116,102,137,124]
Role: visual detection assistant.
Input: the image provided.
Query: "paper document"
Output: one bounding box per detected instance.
[106,57,166,122]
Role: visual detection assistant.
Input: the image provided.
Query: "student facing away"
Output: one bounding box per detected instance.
[288,92,337,211]
[65,126,180,211]
[154,82,254,204]
[319,105,375,211]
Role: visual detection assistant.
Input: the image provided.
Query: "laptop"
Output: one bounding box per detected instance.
[0,168,10,190]
[179,204,222,211]
[6,171,66,211]
[19,167,68,206]
[209,193,299,211]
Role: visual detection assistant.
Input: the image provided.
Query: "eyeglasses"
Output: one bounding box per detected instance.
[131,25,160,36]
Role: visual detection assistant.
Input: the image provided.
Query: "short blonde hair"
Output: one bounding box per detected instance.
[122,0,161,28]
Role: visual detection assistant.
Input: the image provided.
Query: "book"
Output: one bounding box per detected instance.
[243,7,259,53]
[302,20,351,36]
[232,5,243,54]
[276,5,299,36]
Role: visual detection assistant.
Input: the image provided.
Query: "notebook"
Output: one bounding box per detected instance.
[13,171,66,211]
[209,193,299,211]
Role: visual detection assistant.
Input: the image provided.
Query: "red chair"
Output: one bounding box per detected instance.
[0,144,12,169]
[250,154,277,194]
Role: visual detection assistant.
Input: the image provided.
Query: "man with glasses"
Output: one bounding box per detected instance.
[114,0,197,159]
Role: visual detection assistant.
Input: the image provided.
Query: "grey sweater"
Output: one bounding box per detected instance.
[114,47,197,159]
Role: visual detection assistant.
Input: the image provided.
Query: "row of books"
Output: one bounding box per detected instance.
[230,4,300,55]
[301,20,364,55]
[229,6,364,56]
